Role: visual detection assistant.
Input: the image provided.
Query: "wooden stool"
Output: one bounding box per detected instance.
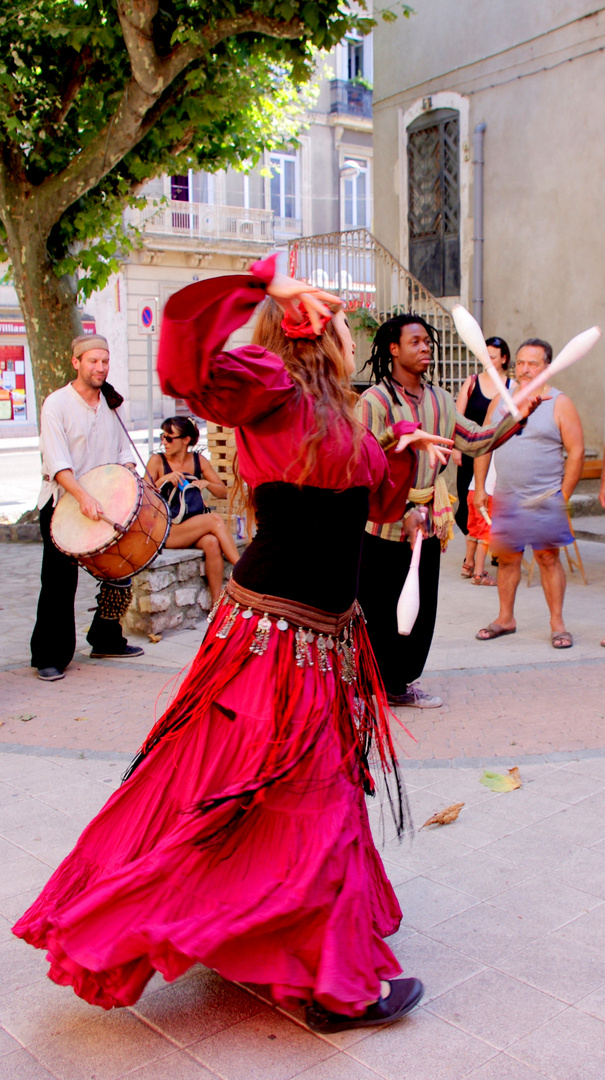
[526,514,588,586]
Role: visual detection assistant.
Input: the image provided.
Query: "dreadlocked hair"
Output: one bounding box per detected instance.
[250,296,362,486]
[363,313,442,387]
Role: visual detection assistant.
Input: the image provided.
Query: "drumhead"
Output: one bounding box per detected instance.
[51,464,139,557]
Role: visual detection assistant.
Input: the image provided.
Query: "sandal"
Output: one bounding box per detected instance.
[476,622,516,640]
[552,631,573,649]
[461,562,475,578]
[471,572,497,586]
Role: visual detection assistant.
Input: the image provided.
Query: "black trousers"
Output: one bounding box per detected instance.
[31,500,127,671]
[454,454,474,536]
[358,532,441,697]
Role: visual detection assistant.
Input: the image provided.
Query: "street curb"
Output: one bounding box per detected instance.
[1,741,604,768]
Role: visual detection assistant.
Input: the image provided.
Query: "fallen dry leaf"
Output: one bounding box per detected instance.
[421,802,465,828]
[480,767,522,792]
[148,633,162,643]
[73,716,89,722]
[18,714,35,722]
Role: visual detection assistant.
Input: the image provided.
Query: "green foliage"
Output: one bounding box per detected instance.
[0,0,378,298]
[379,3,414,23]
[351,74,373,91]
[348,308,380,333]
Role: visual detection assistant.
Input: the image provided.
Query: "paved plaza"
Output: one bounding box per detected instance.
[1,533,605,1079]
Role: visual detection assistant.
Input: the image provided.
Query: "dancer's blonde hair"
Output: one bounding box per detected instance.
[251,297,361,485]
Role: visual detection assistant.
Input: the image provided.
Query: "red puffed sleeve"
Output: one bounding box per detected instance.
[157,255,297,427]
[368,420,420,522]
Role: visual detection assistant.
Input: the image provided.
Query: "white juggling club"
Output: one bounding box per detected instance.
[452,305,521,419]
[512,326,602,407]
[478,506,492,527]
[397,529,423,636]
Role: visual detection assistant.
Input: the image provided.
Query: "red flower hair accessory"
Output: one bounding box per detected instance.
[281,304,333,339]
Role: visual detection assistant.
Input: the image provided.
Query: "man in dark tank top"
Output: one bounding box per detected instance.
[475,339,584,649]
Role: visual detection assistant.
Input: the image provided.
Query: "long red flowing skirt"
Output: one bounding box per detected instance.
[13,602,405,1014]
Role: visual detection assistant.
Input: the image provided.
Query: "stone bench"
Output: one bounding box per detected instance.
[125,545,244,637]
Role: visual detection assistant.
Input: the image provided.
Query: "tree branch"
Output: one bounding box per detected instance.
[0,119,28,191]
[47,46,94,132]
[27,6,307,234]
[117,0,304,95]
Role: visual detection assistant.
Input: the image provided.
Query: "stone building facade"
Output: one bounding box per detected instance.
[372,0,605,451]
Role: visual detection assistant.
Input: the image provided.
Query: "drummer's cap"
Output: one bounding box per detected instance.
[71,334,109,358]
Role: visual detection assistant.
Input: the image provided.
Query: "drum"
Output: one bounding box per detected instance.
[51,464,170,582]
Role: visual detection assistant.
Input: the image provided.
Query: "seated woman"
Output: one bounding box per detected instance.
[146,417,240,604]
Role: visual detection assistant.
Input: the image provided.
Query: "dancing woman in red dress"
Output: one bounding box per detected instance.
[14,259,452,1032]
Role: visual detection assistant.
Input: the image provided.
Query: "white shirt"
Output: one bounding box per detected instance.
[38,383,133,509]
[469,456,497,496]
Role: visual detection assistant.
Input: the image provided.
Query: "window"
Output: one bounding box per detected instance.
[170,174,194,229]
[342,158,370,229]
[225,167,265,210]
[171,175,189,202]
[347,38,364,80]
[407,108,460,296]
[171,172,213,204]
[270,154,298,219]
[191,172,212,203]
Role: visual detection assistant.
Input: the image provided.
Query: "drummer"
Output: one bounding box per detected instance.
[31,334,144,682]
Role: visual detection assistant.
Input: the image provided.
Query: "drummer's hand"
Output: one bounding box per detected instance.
[267,274,341,335]
[395,429,454,469]
[78,493,104,521]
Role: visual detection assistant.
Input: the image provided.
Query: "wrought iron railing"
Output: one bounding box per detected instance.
[127,198,274,244]
[329,80,372,120]
[288,228,476,395]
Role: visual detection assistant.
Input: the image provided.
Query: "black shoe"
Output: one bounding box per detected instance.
[37,667,65,682]
[89,644,145,659]
[305,977,424,1033]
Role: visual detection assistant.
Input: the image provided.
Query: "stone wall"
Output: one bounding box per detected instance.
[124,547,243,637]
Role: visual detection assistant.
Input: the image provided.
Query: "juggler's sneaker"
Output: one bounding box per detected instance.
[387,684,443,708]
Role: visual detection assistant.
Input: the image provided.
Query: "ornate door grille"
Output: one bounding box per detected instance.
[408,109,460,297]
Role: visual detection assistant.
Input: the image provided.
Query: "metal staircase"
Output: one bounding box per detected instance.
[288,228,476,396]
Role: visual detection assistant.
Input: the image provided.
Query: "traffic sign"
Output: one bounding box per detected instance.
[137,298,158,335]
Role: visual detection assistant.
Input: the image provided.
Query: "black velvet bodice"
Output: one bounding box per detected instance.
[232,482,370,614]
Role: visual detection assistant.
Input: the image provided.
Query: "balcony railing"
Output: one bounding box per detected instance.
[289,228,474,397]
[128,198,274,244]
[330,80,372,120]
[273,215,303,239]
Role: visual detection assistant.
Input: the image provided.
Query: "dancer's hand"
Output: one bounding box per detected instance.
[267,274,341,335]
[395,428,454,469]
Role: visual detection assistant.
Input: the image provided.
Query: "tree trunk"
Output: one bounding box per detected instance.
[4,221,82,422]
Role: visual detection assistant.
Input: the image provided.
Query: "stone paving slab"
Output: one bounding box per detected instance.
[1,751,605,1080]
[3,532,605,760]
[1,535,605,1077]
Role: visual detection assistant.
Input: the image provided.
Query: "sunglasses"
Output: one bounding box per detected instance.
[161,433,181,443]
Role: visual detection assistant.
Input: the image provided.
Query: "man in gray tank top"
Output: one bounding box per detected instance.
[474,339,584,649]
